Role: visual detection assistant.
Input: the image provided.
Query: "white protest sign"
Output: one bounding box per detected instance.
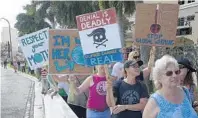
[76,8,123,66]
[18,28,49,70]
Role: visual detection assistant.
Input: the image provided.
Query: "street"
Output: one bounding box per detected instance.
[1,67,35,118]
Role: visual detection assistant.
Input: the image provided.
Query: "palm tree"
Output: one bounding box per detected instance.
[15,2,51,36]
[54,1,100,28]
[34,1,57,29]
[98,1,136,45]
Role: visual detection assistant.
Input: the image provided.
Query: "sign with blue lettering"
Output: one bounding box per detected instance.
[48,29,92,74]
[18,28,49,70]
[76,8,123,66]
[135,4,179,47]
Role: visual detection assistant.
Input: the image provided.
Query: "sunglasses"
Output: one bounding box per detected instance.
[129,64,139,68]
[165,70,181,76]
[133,56,140,59]
[179,64,186,69]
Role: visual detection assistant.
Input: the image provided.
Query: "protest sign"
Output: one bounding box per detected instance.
[134,4,179,47]
[18,28,49,70]
[76,8,123,66]
[48,29,92,75]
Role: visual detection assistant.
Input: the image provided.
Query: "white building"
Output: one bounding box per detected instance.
[125,0,198,46]
[1,27,19,56]
[177,0,198,44]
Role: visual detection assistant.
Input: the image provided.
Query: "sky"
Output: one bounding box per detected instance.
[0,0,31,42]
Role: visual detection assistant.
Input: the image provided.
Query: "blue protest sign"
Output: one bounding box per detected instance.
[49,29,92,75]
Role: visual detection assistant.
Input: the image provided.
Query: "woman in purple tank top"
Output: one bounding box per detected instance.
[69,65,111,118]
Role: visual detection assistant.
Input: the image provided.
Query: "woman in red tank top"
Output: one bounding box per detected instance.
[69,65,111,118]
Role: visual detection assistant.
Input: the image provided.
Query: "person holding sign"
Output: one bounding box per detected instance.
[143,55,197,118]
[69,65,111,118]
[41,67,49,95]
[106,60,149,118]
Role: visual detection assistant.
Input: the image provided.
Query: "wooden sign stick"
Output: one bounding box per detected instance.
[104,64,116,107]
[148,4,158,77]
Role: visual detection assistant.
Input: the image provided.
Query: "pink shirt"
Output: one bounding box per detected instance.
[87,75,108,111]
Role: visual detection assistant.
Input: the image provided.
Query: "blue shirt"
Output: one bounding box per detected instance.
[151,88,198,118]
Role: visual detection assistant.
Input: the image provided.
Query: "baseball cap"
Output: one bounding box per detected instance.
[124,60,143,69]
[177,58,196,72]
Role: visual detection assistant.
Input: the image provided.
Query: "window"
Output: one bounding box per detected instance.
[188,0,195,3]
[178,0,185,5]
[176,27,192,36]
[187,15,195,21]
[178,17,185,26]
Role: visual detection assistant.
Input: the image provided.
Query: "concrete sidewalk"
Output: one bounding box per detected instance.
[11,68,78,118]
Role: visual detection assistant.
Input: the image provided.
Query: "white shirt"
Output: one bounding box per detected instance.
[111,62,124,79]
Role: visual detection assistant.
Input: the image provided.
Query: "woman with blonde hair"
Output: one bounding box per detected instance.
[143,55,197,118]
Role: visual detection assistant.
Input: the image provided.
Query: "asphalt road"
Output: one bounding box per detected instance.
[1,67,35,118]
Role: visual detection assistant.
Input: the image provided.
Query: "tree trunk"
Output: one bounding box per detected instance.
[117,13,125,47]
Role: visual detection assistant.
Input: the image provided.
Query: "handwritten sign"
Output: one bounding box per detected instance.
[48,29,92,75]
[135,4,179,47]
[18,28,49,70]
[76,8,123,66]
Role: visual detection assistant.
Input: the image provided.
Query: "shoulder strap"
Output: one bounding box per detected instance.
[182,86,192,104]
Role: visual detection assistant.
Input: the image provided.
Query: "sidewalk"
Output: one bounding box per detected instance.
[7,68,78,118]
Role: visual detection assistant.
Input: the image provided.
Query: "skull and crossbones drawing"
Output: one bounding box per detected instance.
[87,28,108,48]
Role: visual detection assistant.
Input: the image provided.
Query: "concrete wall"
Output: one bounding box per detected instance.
[44,95,78,118]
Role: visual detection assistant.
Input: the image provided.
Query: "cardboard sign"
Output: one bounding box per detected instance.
[134,4,179,47]
[48,29,92,75]
[18,28,49,70]
[76,8,123,66]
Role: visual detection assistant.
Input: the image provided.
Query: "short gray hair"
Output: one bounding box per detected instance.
[152,55,179,89]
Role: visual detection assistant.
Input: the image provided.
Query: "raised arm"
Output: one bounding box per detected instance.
[69,75,92,95]
[143,46,156,80]
[106,78,116,107]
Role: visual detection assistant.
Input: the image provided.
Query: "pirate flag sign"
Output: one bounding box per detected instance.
[87,28,108,48]
[76,8,123,66]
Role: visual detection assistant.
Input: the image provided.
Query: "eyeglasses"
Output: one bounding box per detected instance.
[165,70,181,76]
[133,56,140,59]
[179,64,186,69]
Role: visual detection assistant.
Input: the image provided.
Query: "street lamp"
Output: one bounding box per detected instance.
[0,17,12,61]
